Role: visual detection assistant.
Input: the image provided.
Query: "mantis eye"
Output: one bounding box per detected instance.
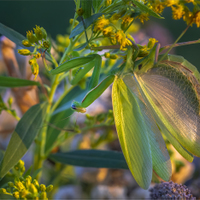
[138,64,142,70]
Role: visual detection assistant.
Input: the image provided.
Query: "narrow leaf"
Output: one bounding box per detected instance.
[81,0,92,19]
[88,54,102,90]
[49,150,128,169]
[45,108,73,154]
[93,0,102,12]
[50,55,95,75]
[70,13,103,38]
[0,102,48,179]
[112,77,152,189]
[131,0,164,19]
[0,76,40,88]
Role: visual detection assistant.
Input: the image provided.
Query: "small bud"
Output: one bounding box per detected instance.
[8,182,14,187]
[7,97,13,108]
[33,25,43,40]
[35,53,41,59]
[40,191,47,200]
[18,160,25,168]
[19,176,24,182]
[41,27,47,39]
[0,188,7,194]
[46,185,53,192]
[33,179,40,189]
[110,54,118,59]
[26,30,38,44]
[104,52,110,58]
[76,8,84,16]
[29,58,37,65]
[29,183,38,194]
[31,63,39,80]
[69,18,79,26]
[22,39,32,47]
[71,101,86,113]
[13,191,20,199]
[6,188,11,193]
[43,40,51,49]
[18,49,31,56]
[105,0,112,7]
[25,177,31,188]
[15,181,25,191]
[39,184,46,192]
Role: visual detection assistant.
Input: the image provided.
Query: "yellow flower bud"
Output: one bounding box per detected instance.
[76,8,84,16]
[33,25,43,40]
[46,185,53,192]
[40,192,47,200]
[26,30,38,44]
[39,184,46,192]
[13,191,20,199]
[15,181,25,191]
[22,39,32,47]
[105,0,112,7]
[18,49,31,56]
[35,53,41,59]
[20,189,29,198]
[0,188,7,194]
[33,179,40,189]
[104,52,110,58]
[69,19,79,26]
[25,177,31,188]
[29,183,38,194]
[29,58,37,65]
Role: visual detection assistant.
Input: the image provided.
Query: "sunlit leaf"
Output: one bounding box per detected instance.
[50,55,95,75]
[0,102,48,179]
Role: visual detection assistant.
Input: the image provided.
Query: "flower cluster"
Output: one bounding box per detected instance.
[18,25,50,80]
[149,181,196,199]
[0,160,53,200]
[148,0,200,27]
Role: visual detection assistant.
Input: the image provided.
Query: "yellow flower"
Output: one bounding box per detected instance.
[105,0,112,7]
[18,49,31,56]
[183,7,193,25]
[152,1,165,14]
[193,11,200,28]
[122,15,134,25]
[172,5,185,20]
[115,30,132,50]
[136,13,149,24]
[165,0,179,7]
[93,15,110,32]
[103,26,114,37]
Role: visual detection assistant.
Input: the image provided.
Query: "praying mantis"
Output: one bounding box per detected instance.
[49,35,200,189]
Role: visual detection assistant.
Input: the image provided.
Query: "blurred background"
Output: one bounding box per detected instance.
[0,1,200,199]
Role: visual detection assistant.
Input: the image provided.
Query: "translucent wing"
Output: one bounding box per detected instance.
[135,60,200,157]
[124,75,172,181]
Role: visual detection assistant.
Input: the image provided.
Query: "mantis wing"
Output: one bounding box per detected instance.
[112,77,152,189]
[124,75,172,181]
[135,60,200,157]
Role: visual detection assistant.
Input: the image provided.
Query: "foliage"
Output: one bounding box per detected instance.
[0,0,200,198]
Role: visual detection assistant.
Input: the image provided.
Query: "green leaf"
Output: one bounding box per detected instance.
[131,0,164,19]
[88,54,102,90]
[70,13,103,38]
[49,150,128,169]
[74,42,88,51]
[0,76,40,88]
[93,0,102,13]
[0,102,48,179]
[112,77,152,189]
[0,194,15,199]
[0,23,27,48]
[45,108,73,154]
[50,55,95,75]
[81,0,92,19]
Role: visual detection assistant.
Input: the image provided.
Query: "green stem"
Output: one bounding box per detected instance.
[6,109,20,121]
